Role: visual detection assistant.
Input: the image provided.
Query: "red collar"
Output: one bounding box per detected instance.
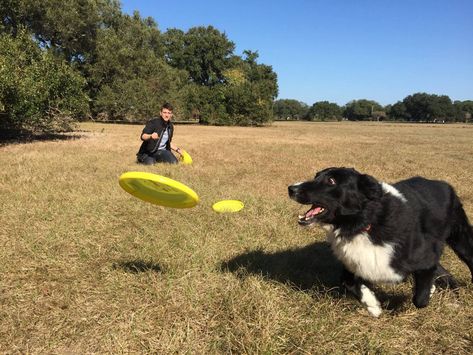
[362,224,371,233]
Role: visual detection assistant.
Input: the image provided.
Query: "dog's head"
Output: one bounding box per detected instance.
[288,167,382,227]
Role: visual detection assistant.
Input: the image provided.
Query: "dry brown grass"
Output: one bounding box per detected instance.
[1,121,473,353]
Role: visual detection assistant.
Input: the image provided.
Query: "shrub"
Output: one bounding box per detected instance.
[0,30,89,133]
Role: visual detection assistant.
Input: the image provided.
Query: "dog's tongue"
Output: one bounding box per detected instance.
[299,205,325,222]
[306,206,323,218]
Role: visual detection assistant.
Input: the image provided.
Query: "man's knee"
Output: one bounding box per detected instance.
[143,158,156,165]
[138,155,156,165]
[156,150,178,164]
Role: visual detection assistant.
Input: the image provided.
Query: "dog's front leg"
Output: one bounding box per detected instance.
[342,268,382,317]
[413,266,436,308]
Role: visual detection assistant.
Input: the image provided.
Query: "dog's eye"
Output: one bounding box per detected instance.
[328,177,336,185]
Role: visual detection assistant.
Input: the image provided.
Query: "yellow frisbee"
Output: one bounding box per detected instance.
[179,149,193,165]
[212,200,244,213]
[119,171,199,208]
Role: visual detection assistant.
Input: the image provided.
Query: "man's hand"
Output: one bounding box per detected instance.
[142,132,159,140]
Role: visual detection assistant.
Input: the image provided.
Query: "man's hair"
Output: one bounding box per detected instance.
[161,102,174,111]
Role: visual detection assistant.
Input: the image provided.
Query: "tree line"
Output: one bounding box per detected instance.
[274,94,473,123]
[0,0,278,133]
[1,1,471,135]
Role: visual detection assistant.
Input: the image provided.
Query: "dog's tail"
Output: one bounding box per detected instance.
[446,197,473,283]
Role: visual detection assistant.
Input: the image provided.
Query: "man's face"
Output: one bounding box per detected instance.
[161,108,173,121]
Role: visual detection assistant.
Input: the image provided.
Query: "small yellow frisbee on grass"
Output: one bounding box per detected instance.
[119,171,199,208]
[212,200,244,213]
[179,149,193,165]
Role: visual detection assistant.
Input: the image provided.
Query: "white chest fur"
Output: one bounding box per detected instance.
[327,230,404,283]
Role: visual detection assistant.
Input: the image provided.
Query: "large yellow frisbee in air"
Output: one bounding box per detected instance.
[179,149,193,165]
[119,171,199,208]
[212,200,244,213]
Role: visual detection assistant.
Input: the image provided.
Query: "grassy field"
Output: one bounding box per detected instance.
[1,121,473,353]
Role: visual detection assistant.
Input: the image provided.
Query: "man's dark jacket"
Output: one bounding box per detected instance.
[137,117,174,158]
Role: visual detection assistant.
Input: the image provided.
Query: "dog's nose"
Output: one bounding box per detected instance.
[288,184,298,197]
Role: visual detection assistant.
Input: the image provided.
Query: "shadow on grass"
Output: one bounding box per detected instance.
[113,260,163,274]
[0,129,85,146]
[220,241,410,312]
[220,241,343,293]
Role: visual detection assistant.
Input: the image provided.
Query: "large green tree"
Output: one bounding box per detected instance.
[1,1,280,127]
[87,11,185,120]
[163,26,235,86]
[165,33,278,125]
[0,0,121,62]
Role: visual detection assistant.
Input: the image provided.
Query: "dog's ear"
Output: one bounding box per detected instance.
[358,174,382,200]
[315,167,333,179]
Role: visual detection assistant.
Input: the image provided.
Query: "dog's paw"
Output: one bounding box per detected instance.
[367,305,382,318]
[360,284,382,318]
[430,284,436,297]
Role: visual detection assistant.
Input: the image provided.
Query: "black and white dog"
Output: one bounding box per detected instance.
[288,167,473,317]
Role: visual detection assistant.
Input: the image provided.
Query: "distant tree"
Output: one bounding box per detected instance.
[305,101,342,121]
[273,99,308,120]
[453,100,473,122]
[402,93,454,122]
[343,99,383,121]
[388,101,408,120]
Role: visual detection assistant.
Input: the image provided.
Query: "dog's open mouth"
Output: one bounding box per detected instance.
[298,204,327,225]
